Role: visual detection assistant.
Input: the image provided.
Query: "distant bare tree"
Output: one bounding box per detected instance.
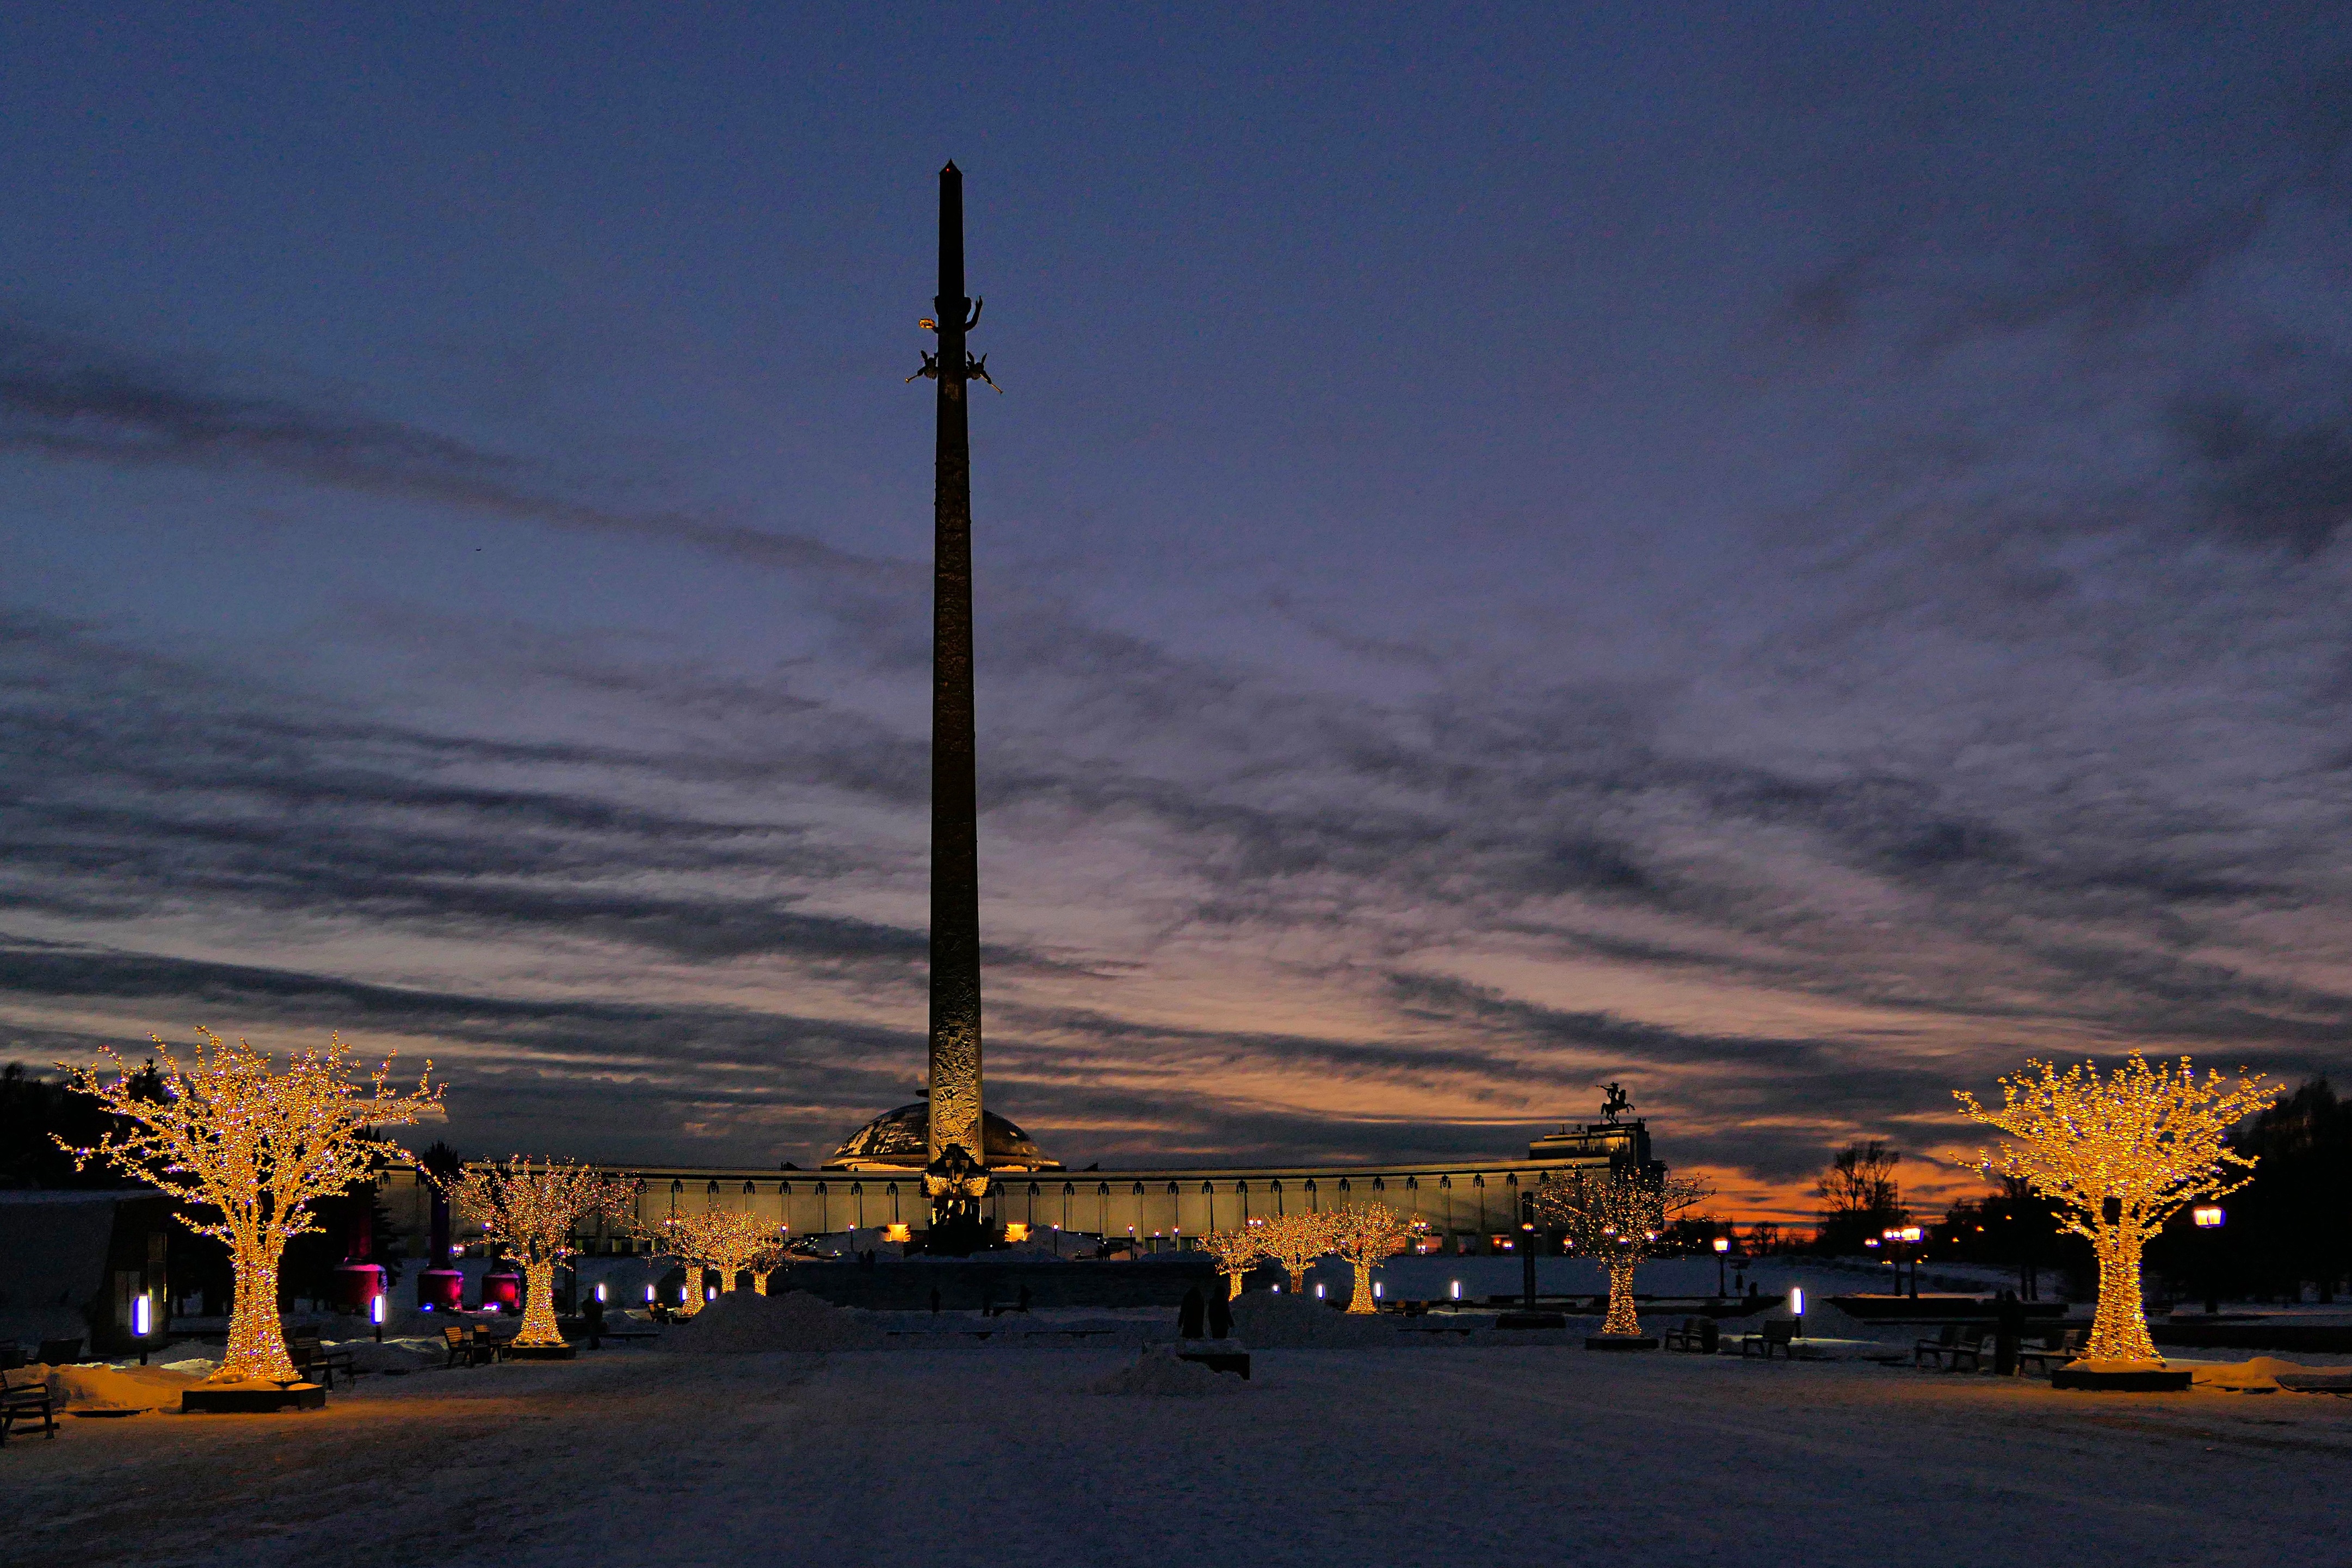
[1816,1140,1906,1251]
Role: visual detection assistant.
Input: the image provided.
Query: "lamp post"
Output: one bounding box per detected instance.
[1519,1195,1538,1308]
[2193,1203,2226,1315]
[1900,1225,1923,1298]
[1713,1234,1730,1298]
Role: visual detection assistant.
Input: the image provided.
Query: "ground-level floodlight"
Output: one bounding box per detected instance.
[1450,1280,1462,1299]
[1791,1285,1805,1339]
[371,1292,385,1342]
[645,1283,656,1303]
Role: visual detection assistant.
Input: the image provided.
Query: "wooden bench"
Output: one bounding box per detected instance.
[1663,1316,1719,1353]
[1917,1326,1987,1372]
[287,1332,356,1389]
[34,1337,82,1366]
[1913,1323,1961,1366]
[1739,1320,1797,1359]
[0,1373,57,1444]
[2017,1328,2087,1376]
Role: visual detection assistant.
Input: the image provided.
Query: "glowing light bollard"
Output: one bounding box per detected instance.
[417,1267,465,1312]
[479,1268,523,1313]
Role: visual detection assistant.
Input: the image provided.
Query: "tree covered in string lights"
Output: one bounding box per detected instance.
[1957,1053,2280,1365]
[653,1207,788,1312]
[1255,1210,1336,1294]
[1535,1168,1709,1336]
[442,1156,638,1348]
[1324,1202,1417,1313]
[55,1029,441,1386]
[1200,1224,1267,1299]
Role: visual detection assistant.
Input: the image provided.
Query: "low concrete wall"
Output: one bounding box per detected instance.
[783,1256,1217,1311]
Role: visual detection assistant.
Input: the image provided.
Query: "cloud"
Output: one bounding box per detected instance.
[0,317,906,583]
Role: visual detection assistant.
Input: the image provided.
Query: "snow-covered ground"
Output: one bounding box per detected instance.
[9,1325,2352,1568]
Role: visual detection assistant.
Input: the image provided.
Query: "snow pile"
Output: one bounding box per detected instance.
[47,1363,203,1411]
[335,1337,439,1374]
[1086,1348,1245,1397]
[2192,1356,2347,1393]
[1230,1292,1399,1348]
[664,1289,887,1353]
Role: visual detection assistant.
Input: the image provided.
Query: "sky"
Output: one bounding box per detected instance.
[5,4,2351,1221]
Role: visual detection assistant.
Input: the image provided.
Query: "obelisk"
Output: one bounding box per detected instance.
[921,162,988,1246]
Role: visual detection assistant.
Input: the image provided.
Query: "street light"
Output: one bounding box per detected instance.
[2193,1205,2226,1315]
[1713,1235,1730,1298]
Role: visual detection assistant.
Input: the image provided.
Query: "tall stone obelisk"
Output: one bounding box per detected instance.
[919,162,989,1247]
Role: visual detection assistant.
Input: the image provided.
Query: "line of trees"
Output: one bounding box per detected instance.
[1818,1077,2350,1304]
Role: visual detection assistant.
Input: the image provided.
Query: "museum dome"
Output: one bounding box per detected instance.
[824,1102,1061,1172]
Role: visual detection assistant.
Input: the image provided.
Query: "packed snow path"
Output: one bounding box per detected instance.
[12,1345,2350,1567]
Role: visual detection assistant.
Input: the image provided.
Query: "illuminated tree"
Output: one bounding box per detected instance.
[1256,1210,1336,1293]
[654,1207,788,1313]
[55,1029,441,1386]
[1324,1203,1416,1313]
[1200,1224,1267,1299]
[443,1156,638,1348]
[1957,1053,2280,1364]
[1536,1168,1709,1336]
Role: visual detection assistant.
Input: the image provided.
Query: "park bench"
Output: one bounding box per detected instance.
[34,1337,83,1366]
[1663,1316,1719,1353]
[0,1373,57,1444]
[1917,1326,1987,1372]
[1739,1320,1797,1360]
[1913,1323,1961,1366]
[0,1343,23,1372]
[286,1331,356,1389]
[2017,1328,2088,1376]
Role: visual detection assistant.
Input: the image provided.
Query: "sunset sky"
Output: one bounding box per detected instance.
[6,7,2351,1221]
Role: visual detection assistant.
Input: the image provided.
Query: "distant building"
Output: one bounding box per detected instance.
[375,1118,1658,1261]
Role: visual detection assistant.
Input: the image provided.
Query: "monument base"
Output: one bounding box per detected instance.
[182,1382,326,1414]
[502,1343,578,1361]
[2052,1363,2192,1392]
[1496,1311,1567,1330]
[1177,1349,1251,1380]
[1585,1334,1659,1351]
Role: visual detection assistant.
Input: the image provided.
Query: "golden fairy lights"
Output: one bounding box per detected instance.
[1200,1223,1268,1299]
[1536,1169,1707,1336]
[653,1207,789,1311]
[1323,1203,1416,1314]
[1253,1211,1335,1294]
[55,1029,441,1386]
[442,1156,638,1348]
[1957,1053,2279,1366]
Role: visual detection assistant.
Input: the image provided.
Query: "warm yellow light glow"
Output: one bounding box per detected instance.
[56,1028,441,1386]
[649,1207,789,1306]
[1535,1169,1708,1336]
[1201,1225,1269,1299]
[884,1223,911,1243]
[1254,1211,1338,1294]
[2193,1205,2226,1229]
[443,1156,638,1348]
[1957,1052,2280,1365]
[1323,1203,1416,1314]
[1003,1222,1030,1242]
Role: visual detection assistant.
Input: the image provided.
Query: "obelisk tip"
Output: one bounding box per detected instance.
[941,159,960,175]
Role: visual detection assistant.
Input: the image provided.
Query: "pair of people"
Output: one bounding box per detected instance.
[1176,1284,1232,1339]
